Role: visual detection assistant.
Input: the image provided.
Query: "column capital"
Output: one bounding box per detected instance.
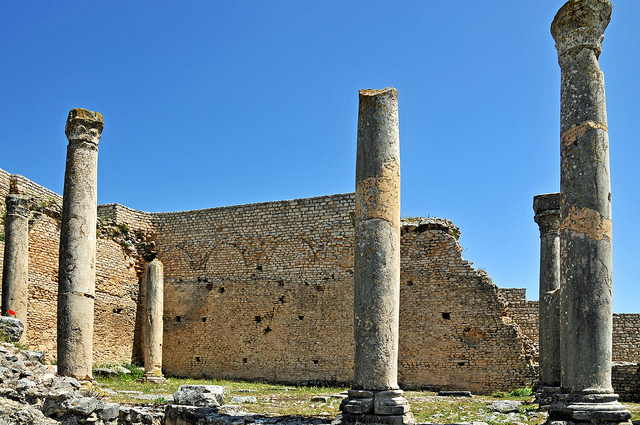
[534,193,560,236]
[65,108,103,146]
[5,195,29,220]
[551,0,611,64]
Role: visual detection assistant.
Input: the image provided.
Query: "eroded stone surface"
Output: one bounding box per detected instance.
[57,108,103,380]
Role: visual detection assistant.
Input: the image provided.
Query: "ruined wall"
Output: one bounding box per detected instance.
[497,287,640,364]
[4,166,640,394]
[155,194,356,384]
[612,362,640,402]
[398,221,537,392]
[612,315,640,363]
[0,168,142,365]
[150,195,536,393]
[499,288,539,350]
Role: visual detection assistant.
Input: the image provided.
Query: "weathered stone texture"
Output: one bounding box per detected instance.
[2,166,640,395]
[499,288,539,346]
[143,258,165,381]
[0,169,140,366]
[1,194,30,335]
[399,223,537,393]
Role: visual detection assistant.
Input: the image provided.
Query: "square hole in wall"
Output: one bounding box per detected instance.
[195,357,201,362]
[176,316,182,323]
[313,359,319,365]
[219,287,225,294]
[442,312,451,320]
[298,316,304,320]
[202,317,207,323]
[243,358,248,363]
[254,316,262,323]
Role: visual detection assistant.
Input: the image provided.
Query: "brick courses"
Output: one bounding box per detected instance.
[1,166,638,395]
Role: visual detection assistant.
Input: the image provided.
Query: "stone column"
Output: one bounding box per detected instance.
[548,1,630,423]
[2,194,30,338]
[142,259,166,382]
[533,193,561,405]
[57,108,103,380]
[337,88,413,425]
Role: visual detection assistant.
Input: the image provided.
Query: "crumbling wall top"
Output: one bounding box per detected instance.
[401,217,460,239]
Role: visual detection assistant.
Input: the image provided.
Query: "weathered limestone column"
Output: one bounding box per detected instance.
[548,1,631,423]
[57,108,103,380]
[337,88,413,425]
[142,259,166,382]
[533,193,561,405]
[1,194,30,338]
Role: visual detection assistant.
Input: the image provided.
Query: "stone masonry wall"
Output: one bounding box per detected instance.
[398,221,537,392]
[0,168,142,365]
[499,288,539,351]
[612,362,640,402]
[2,166,639,395]
[498,287,640,364]
[612,314,640,363]
[150,196,537,393]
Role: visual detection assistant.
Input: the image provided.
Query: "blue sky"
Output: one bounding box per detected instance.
[2,1,639,312]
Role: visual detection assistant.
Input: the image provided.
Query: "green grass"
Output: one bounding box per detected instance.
[92,376,640,424]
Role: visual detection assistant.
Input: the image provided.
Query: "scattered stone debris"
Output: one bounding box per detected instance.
[172,384,225,407]
[437,391,473,398]
[231,395,258,404]
[487,399,522,413]
[0,317,24,342]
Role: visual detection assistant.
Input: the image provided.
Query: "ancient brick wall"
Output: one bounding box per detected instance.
[154,194,357,385]
[4,166,640,395]
[0,168,141,365]
[149,196,537,393]
[612,314,640,363]
[496,286,640,364]
[499,288,539,351]
[612,362,640,402]
[398,221,537,392]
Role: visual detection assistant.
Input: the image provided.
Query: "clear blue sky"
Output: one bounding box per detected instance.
[2,1,639,312]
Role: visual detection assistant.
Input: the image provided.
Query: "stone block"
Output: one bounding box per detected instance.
[172,385,225,407]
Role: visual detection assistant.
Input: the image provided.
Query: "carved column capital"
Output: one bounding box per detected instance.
[65,108,104,146]
[534,193,560,236]
[551,0,612,65]
[4,195,29,220]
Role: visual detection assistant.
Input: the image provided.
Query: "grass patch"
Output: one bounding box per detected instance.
[92,376,640,424]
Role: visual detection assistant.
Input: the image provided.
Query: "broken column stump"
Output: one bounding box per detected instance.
[1,194,30,340]
[534,193,561,406]
[547,1,631,423]
[336,88,413,425]
[57,108,103,380]
[142,258,166,383]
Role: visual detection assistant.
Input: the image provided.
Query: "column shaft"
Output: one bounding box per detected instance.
[339,88,412,425]
[548,1,630,423]
[2,195,30,338]
[57,108,103,380]
[534,193,561,402]
[143,259,165,382]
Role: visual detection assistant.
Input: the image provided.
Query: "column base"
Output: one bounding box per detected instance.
[336,389,414,425]
[137,372,167,384]
[536,386,561,408]
[546,392,631,424]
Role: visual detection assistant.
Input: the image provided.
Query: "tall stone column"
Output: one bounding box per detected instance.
[548,1,630,423]
[533,193,561,405]
[2,194,30,338]
[337,88,413,425]
[57,108,103,380]
[142,259,166,382]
